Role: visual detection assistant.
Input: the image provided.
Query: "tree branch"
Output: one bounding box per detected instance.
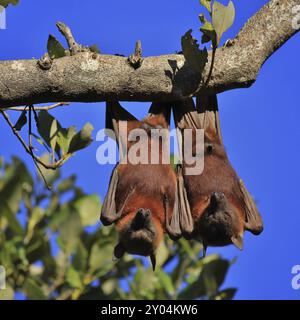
[0,0,299,108]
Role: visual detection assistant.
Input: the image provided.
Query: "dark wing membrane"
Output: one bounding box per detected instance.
[100,164,120,226]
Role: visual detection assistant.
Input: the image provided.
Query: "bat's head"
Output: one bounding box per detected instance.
[198,192,244,251]
[114,208,164,270]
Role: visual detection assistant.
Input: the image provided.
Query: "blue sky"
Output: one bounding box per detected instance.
[0,0,300,299]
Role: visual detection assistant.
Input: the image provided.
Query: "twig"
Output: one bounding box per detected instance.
[3,102,69,112]
[56,22,82,55]
[27,105,51,190]
[0,109,68,170]
[204,46,216,87]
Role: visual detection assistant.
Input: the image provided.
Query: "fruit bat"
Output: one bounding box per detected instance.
[100,101,181,270]
[172,95,263,255]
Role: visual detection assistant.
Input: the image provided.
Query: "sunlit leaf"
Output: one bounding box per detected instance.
[74,194,101,227]
[47,35,66,59]
[24,279,46,300]
[200,0,212,13]
[68,123,94,153]
[212,0,235,44]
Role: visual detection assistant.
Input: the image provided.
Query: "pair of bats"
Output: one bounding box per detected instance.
[100,96,263,270]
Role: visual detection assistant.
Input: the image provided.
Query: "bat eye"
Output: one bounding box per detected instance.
[206,144,214,154]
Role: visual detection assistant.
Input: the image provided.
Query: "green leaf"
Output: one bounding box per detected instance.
[74,194,101,227]
[214,288,237,300]
[0,0,19,8]
[59,211,82,254]
[200,0,212,13]
[47,35,66,59]
[1,202,24,236]
[24,279,46,300]
[14,109,27,131]
[89,242,114,275]
[0,286,14,300]
[50,118,58,156]
[37,111,61,149]
[156,270,175,296]
[24,207,45,244]
[73,240,88,271]
[57,126,76,156]
[68,123,94,153]
[57,175,76,193]
[89,44,100,53]
[0,157,33,215]
[66,266,82,289]
[36,154,60,185]
[200,17,217,46]
[212,0,235,44]
[181,29,208,74]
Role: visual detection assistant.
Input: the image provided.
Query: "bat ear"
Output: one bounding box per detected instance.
[100,165,120,226]
[113,242,126,260]
[238,179,264,235]
[150,252,156,271]
[231,233,244,250]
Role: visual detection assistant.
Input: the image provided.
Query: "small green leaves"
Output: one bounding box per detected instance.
[199,15,217,46]
[181,29,208,73]
[74,194,101,227]
[68,123,94,153]
[200,0,212,13]
[212,1,235,44]
[37,110,94,163]
[89,44,100,54]
[0,0,19,8]
[66,266,82,289]
[47,35,66,59]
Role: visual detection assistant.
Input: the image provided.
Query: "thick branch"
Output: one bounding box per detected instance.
[0,0,299,107]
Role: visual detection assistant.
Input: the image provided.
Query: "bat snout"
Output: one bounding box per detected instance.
[211,192,225,201]
[132,208,152,230]
[209,192,227,211]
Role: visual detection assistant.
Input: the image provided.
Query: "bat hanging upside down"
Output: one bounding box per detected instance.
[100,101,181,270]
[173,95,263,255]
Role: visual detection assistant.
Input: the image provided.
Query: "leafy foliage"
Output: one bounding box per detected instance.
[0,156,236,300]
[0,0,19,9]
[47,35,66,59]
[181,0,236,73]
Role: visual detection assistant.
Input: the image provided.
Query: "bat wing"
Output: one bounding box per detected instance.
[172,99,200,238]
[100,164,120,226]
[102,101,139,226]
[177,165,194,237]
[238,179,264,235]
[196,94,223,143]
[106,101,138,146]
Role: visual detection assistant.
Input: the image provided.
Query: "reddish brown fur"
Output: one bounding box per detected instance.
[184,129,246,246]
[112,109,176,258]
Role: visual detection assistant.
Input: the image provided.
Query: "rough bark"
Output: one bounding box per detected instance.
[0,0,299,108]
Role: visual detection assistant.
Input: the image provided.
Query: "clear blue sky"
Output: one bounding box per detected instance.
[0,0,300,300]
